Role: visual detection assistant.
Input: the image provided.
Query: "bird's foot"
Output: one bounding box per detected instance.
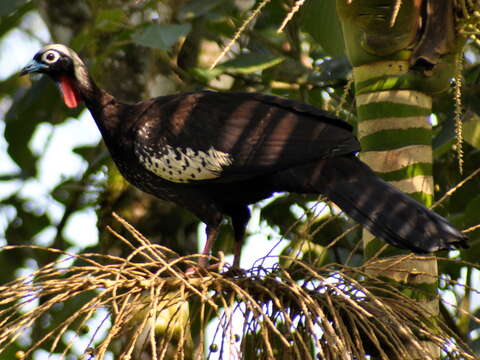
[185,262,222,277]
[221,266,246,277]
[185,266,204,277]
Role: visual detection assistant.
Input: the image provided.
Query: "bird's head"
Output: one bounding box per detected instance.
[20,44,88,108]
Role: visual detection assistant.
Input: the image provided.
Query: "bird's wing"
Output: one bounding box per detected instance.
[133,91,360,183]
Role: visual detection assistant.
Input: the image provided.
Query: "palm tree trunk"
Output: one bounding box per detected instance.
[355,67,439,358]
[336,0,461,357]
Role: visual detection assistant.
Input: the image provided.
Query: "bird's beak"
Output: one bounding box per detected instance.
[20,60,48,76]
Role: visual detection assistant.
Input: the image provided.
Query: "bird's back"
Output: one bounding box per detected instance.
[131,91,360,184]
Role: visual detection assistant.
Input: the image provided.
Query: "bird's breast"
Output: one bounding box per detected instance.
[135,144,233,183]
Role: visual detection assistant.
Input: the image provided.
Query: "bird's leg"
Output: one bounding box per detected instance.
[198,225,219,268]
[186,217,222,276]
[231,207,251,268]
[232,223,245,268]
[232,241,243,268]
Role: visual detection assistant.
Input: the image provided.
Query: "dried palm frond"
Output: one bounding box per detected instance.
[0,213,478,360]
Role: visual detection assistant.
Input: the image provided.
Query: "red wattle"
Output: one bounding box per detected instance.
[59,76,80,108]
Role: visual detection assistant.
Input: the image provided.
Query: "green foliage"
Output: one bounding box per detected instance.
[301,0,345,57]
[4,77,78,176]
[0,2,34,38]
[177,0,224,21]
[0,0,27,17]
[463,114,480,148]
[132,24,192,50]
[214,51,285,75]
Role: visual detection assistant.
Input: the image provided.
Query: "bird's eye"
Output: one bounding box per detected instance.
[42,51,60,64]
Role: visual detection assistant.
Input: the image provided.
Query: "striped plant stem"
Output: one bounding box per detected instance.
[353,61,440,357]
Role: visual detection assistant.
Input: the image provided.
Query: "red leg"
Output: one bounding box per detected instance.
[232,241,242,268]
[231,207,250,268]
[186,224,220,276]
[198,225,219,268]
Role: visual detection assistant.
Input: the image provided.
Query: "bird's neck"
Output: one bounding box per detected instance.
[70,71,125,142]
[77,75,114,117]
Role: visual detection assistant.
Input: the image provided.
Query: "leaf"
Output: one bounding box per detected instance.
[433,112,455,157]
[132,23,192,50]
[311,215,357,247]
[438,259,463,284]
[204,18,236,38]
[0,244,24,284]
[94,9,127,32]
[0,2,34,38]
[216,52,285,74]
[0,73,22,98]
[312,56,351,83]
[461,239,480,267]
[0,0,27,16]
[189,67,220,83]
[191,52,284,81]
[260,195,299,235]
[4,196,50,244]
[463,113,480,149]
[177,0,223,21]
[51,178,79,205]
[464,194,480,229]
[0,172,24,181]
[72,144,102,163]
[4,77,77,177]
[280,238,330,271]
[301,0,345,57]
[0,343,24,360]
[31,291,97,350]
[262,58,307,84]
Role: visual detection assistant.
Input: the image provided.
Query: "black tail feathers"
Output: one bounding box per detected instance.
[287,155,468,253]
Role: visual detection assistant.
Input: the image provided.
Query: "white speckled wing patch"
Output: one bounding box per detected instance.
[136,144,233,183]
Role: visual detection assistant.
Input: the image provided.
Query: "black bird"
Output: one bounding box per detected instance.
[21,44,468,269]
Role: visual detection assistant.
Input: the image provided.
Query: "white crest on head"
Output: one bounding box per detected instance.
[41,44,90,88]
[136,144,233,183]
